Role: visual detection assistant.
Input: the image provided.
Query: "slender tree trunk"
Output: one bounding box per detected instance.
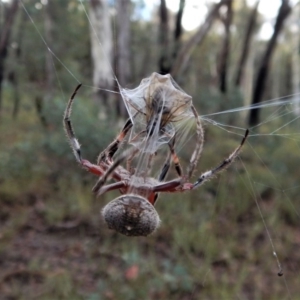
[285,55,292,95]
[291,5,300,115]
[243,46,255,110]
[292,50,300,115]
[158,0,170,74]
[248,0,291,126]
[11,10,25,119]
[35,96,48,128]
[171,0,228,79]
[10,71,20,119]
[89,0,113,107]
[218,0,233,93]
[44,0,55,102]
[0,0,19,114]
[174,0,185,42]
[171,0,185,72]
[10,54,21,118]
[235,0,260,86]
[116,0,131,117]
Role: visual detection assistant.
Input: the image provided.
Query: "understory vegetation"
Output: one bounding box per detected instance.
[1,87,299,299]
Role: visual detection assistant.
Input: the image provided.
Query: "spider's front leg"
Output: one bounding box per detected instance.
[80,159,105,176]
[186,105,204,180]
[63,84,83,164]
[192,129,249,189]
[63,84,112,178]
[162,130,249,193]
[92,148,139,195]
[97,117,133,165]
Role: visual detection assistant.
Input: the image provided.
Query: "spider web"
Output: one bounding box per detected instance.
[19,0,300,298]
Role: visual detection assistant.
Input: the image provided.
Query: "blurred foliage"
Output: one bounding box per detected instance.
[0,0,300,299]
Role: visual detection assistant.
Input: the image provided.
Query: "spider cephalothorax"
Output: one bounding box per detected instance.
[63,77,248,236]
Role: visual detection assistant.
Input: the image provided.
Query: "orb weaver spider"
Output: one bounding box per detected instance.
[63,79,248,237]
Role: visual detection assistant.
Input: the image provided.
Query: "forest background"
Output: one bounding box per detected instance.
[0,0,300,299]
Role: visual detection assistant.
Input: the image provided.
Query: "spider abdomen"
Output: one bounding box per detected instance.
[102,195,160,236]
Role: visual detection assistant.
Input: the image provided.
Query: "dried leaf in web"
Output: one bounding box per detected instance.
[120,72,194,153]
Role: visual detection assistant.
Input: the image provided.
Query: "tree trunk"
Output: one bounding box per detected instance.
[10,71,20,119]
[174,0,185,42]
[171,0,185,72]
[35,96,48,128]
[235,0,260,87]
[218,0,233,93]
[10,35,22,119]
[171,0,228,80]
[89,0,113,107]
[44,0,55,102]
[248,0,291,126]
[116,0,131,117]
[11,9,25,119]
[291,5,300,115]
[158,0,170,74]
[158,0,185,75]
[0,0,19,114]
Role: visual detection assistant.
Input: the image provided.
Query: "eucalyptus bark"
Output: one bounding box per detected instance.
[89,0,113,106]
[116,0,131,117]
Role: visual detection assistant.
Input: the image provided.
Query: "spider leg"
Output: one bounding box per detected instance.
[192,129,249,189]
[152,153,172,204]
[93,148,139,194]
[168,135,183,177]
[153,104,203,188]
[157,151,172,182]
[81,159,105,176]
[187,105,204,179]
[128,130,147,144]
[152,137,184,204]
[156,136,182,182]
[63,85,123,181]
[63,84,83,163]
[97,106,146,165]
[96,181,127,196]
[158,101,202,180]
[153,178,182,193]
[97,117,133,164]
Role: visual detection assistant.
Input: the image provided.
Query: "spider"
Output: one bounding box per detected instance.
[63,82,249,237]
